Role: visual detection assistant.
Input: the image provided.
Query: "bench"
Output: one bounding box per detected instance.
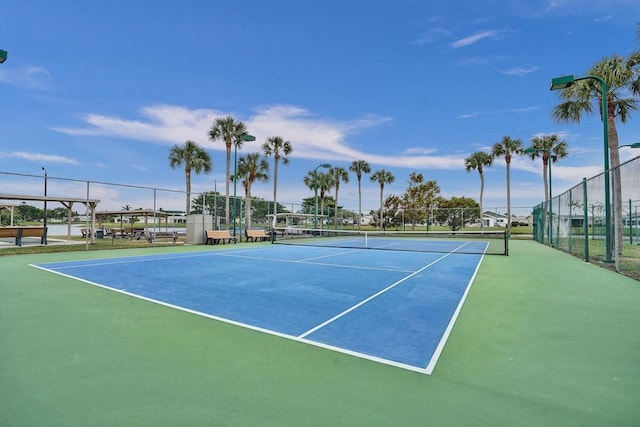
[245,229,270,242]
[0,226,47,246]
[205,230,236,245]
[145,231,178,244]
[80,228,93,238]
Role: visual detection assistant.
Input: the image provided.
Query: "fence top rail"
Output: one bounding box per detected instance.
[96,209,169,217]
[0,193,100,205]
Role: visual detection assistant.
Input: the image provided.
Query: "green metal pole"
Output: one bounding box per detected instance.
[548,157,553,246]
[588,76,611,263]
[629,199,633,245]
[583,178,589,262]
[568,188,572,253]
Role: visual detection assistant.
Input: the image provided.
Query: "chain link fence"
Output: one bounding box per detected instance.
[532,155,640,279]
[1,171,534,245]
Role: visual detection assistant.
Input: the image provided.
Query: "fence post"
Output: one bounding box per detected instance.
[582,178,589,262]
[629,199,633,245]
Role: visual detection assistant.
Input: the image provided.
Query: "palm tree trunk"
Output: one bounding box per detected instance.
[334,184,340,228]
[379,185,384,230]
[273,160,279,223]
[357,176,362,229]
[225,142,231,229]
[320,188,326,230]
[245,185,252,231]
[185,167,191,214]
[506,161,511,237]
[479,173,484,232]
[543,160,549,244]
[608,114,623,257]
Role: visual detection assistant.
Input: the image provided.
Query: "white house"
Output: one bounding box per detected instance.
[482,211,509,227]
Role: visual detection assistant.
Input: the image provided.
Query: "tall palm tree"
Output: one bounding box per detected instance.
[370,169,395,230]
[492,136,523,237]
[168,140,212,214]
[329,167,349,227]
[464,151,493,231]
[304,170,333,227]
[208,116,249,229]
[262,136,292,226]
[236,153,269,231]
[525,134,568,244]
[349,160,371,229]
[552,53,639,255]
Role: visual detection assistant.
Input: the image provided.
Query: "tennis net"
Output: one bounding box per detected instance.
[271,228,508,255]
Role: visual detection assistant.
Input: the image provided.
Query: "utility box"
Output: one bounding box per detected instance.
[186,214,213,244]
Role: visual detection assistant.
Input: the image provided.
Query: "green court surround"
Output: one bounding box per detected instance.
[1,240,638,426]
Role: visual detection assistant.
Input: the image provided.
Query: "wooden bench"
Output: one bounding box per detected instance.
[205,230,236,245]
[0,226,47,246]
[80,228,93,238]
[245,229,270,242]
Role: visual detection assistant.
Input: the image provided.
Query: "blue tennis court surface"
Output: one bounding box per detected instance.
[32,245,485,374]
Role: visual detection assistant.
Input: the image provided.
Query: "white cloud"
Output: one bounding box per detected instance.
[53,103,467,171]
[0,66,53,91]
[510,155,601,182]
[450,30,504,48]
[0,151,78,165]
[54,105,223,147]
[499,66,540,76]
[403,147,438,155]
[458,106,539,119]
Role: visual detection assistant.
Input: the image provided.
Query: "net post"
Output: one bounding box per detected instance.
[504,230,508,256]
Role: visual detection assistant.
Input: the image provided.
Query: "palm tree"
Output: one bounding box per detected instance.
[208,116,249,229]
[168,140,212,214]
[552,53,640,255]
[525,134,568,244]
[304,170,333,227]
[464,151,493,231]
[262,136,292,226]
[236,153,269,231]
[370,169,395,230]
[329,167,349,227]
[349,160,371,228]
[492,136,523,237]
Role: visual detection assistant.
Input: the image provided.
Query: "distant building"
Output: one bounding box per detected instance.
[482,211,509,228]
[360,215,373,226]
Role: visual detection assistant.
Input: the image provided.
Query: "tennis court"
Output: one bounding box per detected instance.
[33,240,486,374]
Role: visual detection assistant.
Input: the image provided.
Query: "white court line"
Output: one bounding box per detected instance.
[297,244,471,339]
[31,240,482,376]
[35,251,218,270]
[423,241,488,374]
[297,248,363,262]
[213,251,415,273]
[32,262,436,374]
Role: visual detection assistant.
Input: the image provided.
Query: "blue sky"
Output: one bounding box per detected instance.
[1,0,639,214]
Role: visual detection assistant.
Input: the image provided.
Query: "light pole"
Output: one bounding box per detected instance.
[42,166,48,245]
[619,143,640,149]
[313,163,331,229]
[550,74,611,262]
[0,50,7,64]
[233,134,256,239]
